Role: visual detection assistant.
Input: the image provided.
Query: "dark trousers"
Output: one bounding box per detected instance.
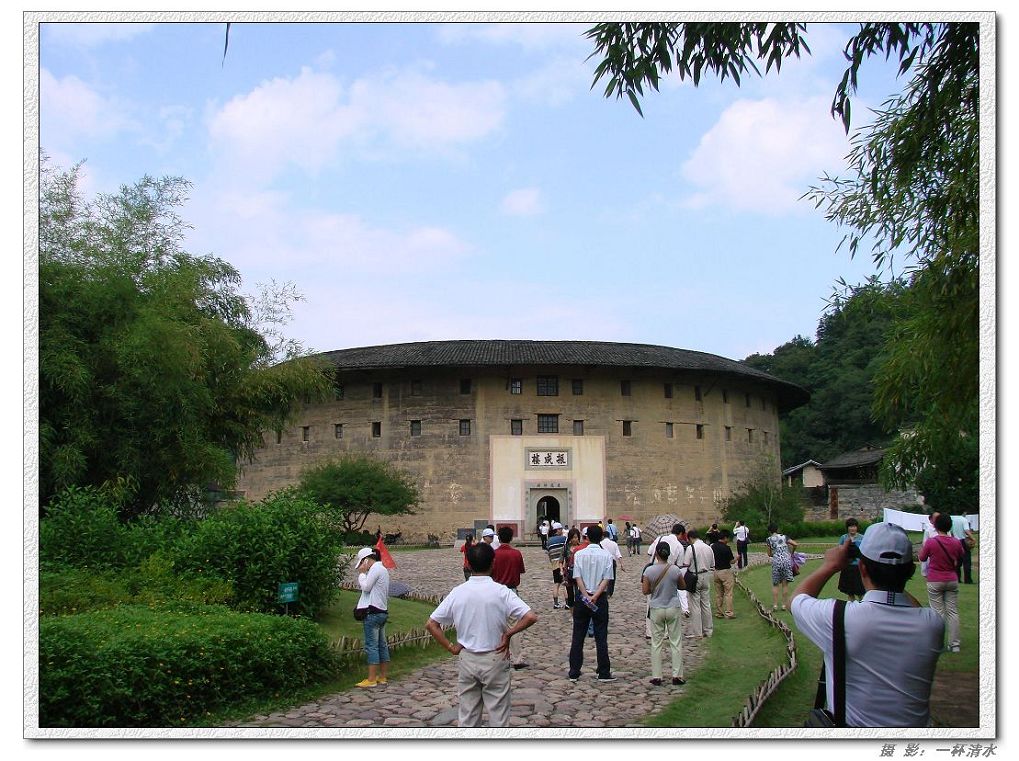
[540,534,548,550]
[958,543,973,583]
[565,577,576,608]
[568,597,610,678]
[736,540,749,569]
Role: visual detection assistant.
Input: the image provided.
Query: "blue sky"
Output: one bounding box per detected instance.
[39,20,934,361]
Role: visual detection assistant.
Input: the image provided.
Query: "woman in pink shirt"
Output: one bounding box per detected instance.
[918,512,965,652]
[459,535,475,581]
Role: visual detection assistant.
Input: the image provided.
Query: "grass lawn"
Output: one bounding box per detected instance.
[316,589,440,643]
[744,559,980,727]
[643,582,788,727]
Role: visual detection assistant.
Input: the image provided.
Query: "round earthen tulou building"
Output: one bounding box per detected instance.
[237,340,809,543]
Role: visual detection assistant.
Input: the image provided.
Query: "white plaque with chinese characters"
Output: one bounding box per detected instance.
[527,450,570,468]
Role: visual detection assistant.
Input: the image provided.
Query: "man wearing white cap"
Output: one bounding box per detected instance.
[482,525,501,550]
[791,522,944,727]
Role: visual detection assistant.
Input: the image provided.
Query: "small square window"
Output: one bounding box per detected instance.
[510,378,522,395]
[511,419,523,436]
[460,379,472,395]
[372,421,382,438]
[573,419,584,436]
[410,379,422,395]
[410,420,421,437]
[538,414,559,433]
[572,379,584,395]
[696,424,704,440]
[622,420,632,437]
[537,376,559,396]
[725,426,732,442]
[722,389,729,404]
[372,382,383,399]
[665,422,674,439]
[459,419,471,436]
[694,385,702,402]
[621,380,631,396]
[276,430,282,444]
[748,428,754,444]
[334,423,343,439]
[664,383,673,399]
[302,426,310,442]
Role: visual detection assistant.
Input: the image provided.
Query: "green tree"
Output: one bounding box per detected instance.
[742,280,903,468]
[39,158,331,517]
[587,22,980,509]
[297,455,420,535]
[720,456,805,538]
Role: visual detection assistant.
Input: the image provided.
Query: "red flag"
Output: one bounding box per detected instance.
[375,537,397,569]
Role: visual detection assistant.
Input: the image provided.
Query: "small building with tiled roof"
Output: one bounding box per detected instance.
[237,340,810,541]
[782,459,825,489]
[815,446,923,521]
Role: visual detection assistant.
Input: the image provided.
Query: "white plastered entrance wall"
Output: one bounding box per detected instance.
[490,435,606,538]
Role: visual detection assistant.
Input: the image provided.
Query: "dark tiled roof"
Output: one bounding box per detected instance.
[782,459,823,476]
[819,448,885,470]
[316,340,809,410]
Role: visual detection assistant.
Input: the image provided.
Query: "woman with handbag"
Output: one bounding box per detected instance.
[353,547,391,687]
[642,541,687,686]
[919,512,964,652]
[766,524,798,611]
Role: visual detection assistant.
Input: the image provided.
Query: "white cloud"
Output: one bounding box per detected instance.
[512,55,592,106]
[679,96,851,215]
[187,184,471,275]
[500,187,544,216]
[40,68,136,143]
[437,23,588,51]
[44,22,155,48]
[207,65,506,183]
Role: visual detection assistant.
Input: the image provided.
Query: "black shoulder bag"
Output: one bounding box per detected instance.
[683,545,699,594]
[805,599,847,727]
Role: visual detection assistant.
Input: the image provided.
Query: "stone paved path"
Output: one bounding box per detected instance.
[237,544,758,728]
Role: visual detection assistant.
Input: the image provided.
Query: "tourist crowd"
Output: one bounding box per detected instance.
[350,512,973,729]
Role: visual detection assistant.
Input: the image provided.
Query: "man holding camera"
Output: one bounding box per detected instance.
[790,522,944,727]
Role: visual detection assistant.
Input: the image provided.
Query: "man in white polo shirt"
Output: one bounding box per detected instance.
[791,522,944,727]
[568,524,616,682]
[425,541,538,727]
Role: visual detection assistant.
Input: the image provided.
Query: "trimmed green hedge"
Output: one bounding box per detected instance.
[39,605,337,727]
[690,519,877,543]
[40,556,233,617]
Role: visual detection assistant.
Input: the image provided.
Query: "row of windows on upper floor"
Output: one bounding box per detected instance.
[280,418,773,445]
[333,376,772,411]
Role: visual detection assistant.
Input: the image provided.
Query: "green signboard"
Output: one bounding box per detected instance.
[277,582,299,604]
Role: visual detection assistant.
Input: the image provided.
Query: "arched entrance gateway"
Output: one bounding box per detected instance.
[536,495,561,524]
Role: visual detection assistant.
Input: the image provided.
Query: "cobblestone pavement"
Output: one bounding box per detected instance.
[237,545,769,729]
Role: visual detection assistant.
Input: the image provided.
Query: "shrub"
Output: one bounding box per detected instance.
[341,529,376,547]
[40,486,132,570]
[40,485,200,571]
[171,492,341,618]
[40,557,233,617]
[39,605,337,727]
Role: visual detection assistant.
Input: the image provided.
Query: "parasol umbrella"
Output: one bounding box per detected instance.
[643,513,686,542]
